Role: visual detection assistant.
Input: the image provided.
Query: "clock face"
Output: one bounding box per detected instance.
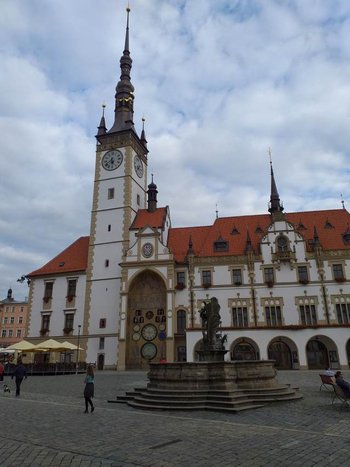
[142,243,153,258]
[134,155,143,178]
[102,150,123,171]
[141,342,157,360]
[141,324,157,341]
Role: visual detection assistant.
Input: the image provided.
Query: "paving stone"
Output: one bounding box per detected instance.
[0,370,350,465]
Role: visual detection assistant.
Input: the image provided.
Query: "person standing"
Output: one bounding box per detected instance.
[83,365,95,413]
[12,359,27,396]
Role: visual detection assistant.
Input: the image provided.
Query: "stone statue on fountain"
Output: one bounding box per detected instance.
[199,297,227,359]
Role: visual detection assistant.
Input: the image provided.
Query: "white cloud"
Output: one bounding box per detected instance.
[1,0,350,300]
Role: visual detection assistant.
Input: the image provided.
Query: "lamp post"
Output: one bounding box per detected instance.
[76,324,81,374]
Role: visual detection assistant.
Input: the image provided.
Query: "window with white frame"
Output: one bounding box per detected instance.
[17,329,22,338]
[10,317,14,324]
[18,316,23,324]
[333,264,345,281]
[8,330,13,337]
[41,314,50,331]
[297,266,309,283]
[1,330,6,337]
[265,304,282,326]
[44,282,53,300]
[336,303,350,324]
[264,267,274,284]
[99,337,105,350]
[299,303,317,325]
[67,279,77,298]
[202,270,212,286]
[232,269,242,285]
[232,307,248,328]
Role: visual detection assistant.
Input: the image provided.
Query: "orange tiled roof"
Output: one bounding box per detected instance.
[168,209,350,262]
[28,236,89,277]
[130,207,168,230]
[28,209,350,275]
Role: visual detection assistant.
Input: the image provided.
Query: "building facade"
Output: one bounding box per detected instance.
[26,10,350,371]
[0,288,29,348]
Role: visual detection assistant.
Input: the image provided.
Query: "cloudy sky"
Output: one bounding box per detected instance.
[1,0,350,300]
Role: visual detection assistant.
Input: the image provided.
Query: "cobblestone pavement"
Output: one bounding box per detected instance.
[1,370,350,466]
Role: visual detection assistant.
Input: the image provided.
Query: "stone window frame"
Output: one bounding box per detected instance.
[260,297,284,326]
[295,296,319,325]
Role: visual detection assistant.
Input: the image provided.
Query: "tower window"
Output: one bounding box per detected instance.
[99,337,105,350]
[137,194,140,206]
[99,318,106,328]
[177,310,186,334]
[108,224,111,232]
[105,259,109,267]
[108,188,115,200]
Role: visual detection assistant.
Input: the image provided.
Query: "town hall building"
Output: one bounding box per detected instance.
[26,9,350,371]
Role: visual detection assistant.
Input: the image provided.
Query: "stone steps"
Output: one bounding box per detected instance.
[110,384,302,412]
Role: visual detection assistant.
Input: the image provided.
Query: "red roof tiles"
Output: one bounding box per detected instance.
[28,209,350,275]
[130,207,168,230]
[28,236,89,277]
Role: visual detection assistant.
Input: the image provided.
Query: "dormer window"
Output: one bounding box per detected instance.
[214,239,228,252]
[255,226,263,233]
[231,226,240,235]
[324,219,334,229]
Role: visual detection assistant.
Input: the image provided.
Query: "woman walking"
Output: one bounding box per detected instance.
[83,365,95,413]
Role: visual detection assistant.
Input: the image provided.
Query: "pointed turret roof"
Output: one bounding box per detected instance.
[96,104,107,136]
[108,7,135,134]
[268,160,284,214]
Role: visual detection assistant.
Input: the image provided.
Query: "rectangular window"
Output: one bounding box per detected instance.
[265,306,282,326]
[11,306,15,312]
[1,330,6,337]
[105,259,109,267]
[67,279,77,298]
[64,313,74,330]
[202,270,212,286]
[137,194,140,206]
[44,282,53,299]
[299,305,317,325]
[108,188,115,199]
[41,315,50,331]
[264,268,274,284]
[99,337,105,350]
[20,306,24,313]
[108,224,111,232]
[16,329,22,338]
[4,317,8,324]
[232,269,242,285]
[18,316,23,324]
[333,264,345,281]
[177,310,186,334]
[232,307,248,328]
[336,303,350,324]
[99,318,106,328]
[10,317,14,324]
[8,330,13,337]
[176,271,185,287]
[298,266,309,283]
[5,306,9,312]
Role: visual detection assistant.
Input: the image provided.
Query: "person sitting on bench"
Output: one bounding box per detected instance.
[335,371,350,398]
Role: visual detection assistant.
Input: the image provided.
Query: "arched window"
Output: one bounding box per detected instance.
[177,310,186,334]
[276,235,288,252]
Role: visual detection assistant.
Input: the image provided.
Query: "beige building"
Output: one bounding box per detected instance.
[0,288,29,348]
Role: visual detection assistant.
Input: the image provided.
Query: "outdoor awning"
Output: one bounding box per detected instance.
[6,340,38,351]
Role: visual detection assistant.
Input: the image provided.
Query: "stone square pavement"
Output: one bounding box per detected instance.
[0,369,350,466]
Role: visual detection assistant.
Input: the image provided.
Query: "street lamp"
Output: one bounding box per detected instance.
[76,324,81,374]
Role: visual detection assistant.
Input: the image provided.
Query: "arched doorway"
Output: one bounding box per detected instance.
[231,342,257,360]
[268,341,292,369]
[306,339,329,369]
[126,270,167,370]
[97,354,104,371]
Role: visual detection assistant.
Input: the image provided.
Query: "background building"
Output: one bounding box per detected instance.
[0,288,29,348]
[26,10,350,371]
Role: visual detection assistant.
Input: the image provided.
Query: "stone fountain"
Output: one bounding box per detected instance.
[112,297,302,411]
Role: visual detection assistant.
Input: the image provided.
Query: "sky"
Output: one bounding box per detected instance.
[1,0,350,300]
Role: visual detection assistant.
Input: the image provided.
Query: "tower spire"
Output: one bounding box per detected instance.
[268,149,284,214]
[97,104,107,136]
[108,6,135,133]
[140,116,148,149]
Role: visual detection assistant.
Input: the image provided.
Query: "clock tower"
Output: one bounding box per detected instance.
[83,7,148,368]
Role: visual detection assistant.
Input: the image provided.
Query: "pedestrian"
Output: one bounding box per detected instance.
[83,364,95,413]
[335,371,350,398]
[11,359,27,396]
[0,362,4,382]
